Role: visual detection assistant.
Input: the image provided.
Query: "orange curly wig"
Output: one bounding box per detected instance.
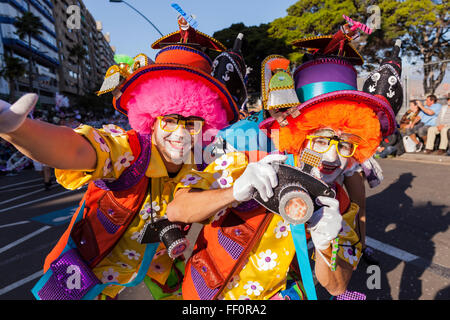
[271,99,382,163]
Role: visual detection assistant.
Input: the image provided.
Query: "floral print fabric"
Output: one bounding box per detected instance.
[177,152,363,300]
[55,124,215,298]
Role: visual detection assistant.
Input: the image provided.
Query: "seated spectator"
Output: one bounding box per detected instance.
[424,96,450,155]
[399,100,422,136]
[409,95,442,152]
[375,130,401,158]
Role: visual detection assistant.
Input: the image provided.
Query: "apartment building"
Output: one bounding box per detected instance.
[51,0,116,97]
[0,0,116,106]
[0,0,59,107]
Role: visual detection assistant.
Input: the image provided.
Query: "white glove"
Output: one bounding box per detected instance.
[233,154,287,202]
[0,94,38,134]
[308,196,342,251]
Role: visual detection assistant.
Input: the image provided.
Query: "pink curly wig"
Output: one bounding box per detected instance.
[126,76,229,137]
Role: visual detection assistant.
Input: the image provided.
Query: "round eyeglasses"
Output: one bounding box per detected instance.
[305,129,362,158]
[158,115,205,135]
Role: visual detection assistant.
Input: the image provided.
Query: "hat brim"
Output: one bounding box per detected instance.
[113,64,239,124]
[259,90,396,138]
[151,30,227,52]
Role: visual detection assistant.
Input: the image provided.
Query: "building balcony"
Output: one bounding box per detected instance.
[3,37,60,67]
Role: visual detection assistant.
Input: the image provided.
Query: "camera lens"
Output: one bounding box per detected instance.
[159,221,189,259]
[279,189,314,225]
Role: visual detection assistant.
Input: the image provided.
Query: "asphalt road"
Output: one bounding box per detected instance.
[0,157,449,300]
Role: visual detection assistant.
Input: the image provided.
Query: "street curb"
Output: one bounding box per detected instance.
[389,152,450,165]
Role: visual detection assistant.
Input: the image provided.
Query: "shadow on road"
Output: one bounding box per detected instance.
[365,172,450,299]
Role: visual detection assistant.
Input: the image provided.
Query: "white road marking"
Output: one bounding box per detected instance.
[0,178,42,191]
[0,270,43,296]
[3,183,44,192]
[0,226,51,254]
[0,189,76,213]
[366,236,419,262]
[0,189,45,206]
[0,220,30,229]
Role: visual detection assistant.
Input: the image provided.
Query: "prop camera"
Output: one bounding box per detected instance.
[253,149,335,225]
[139,219,190,259]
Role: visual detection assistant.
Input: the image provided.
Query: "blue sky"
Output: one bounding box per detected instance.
[83,0,297,59]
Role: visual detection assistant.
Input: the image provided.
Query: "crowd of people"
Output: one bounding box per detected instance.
[374,94,450,159]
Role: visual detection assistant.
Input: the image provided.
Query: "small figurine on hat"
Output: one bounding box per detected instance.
[0,15,240,300]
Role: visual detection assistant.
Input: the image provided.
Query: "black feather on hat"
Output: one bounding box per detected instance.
[211,33,248,110]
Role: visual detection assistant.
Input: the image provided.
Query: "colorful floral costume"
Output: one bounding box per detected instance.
[31,24,240,300]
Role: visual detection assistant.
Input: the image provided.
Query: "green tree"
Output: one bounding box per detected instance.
[0,55,27,102]
[213,23,294,94]
[377,0,449,95]
[268,0,368,64]
[68,43,88,95]
[13,10,44,93]
[268,0,449,95]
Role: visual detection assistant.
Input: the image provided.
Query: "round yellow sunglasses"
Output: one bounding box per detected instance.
[158,115,205,135]
[305,131,361,158]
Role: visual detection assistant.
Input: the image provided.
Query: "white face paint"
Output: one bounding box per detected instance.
[153,122,195,165]
[303,129,350,185]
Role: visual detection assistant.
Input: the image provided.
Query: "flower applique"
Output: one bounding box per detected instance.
[123,249,140,261]
[243,281,263,296]
[214,156,234,171]
[181,174,202,186]
[102,124,126,137]
[130,231,141,241]
[139,201,161,221]
[211,170,233,189]
[212,208,227,224]
[103,158,113,177]
[115,152,134,171]
[256,249,278,271]
[93,130,110,153]
[342,241,359,266]
[150,261,165,274]
[101,268,119,283]
[339,220,352,237]
[274,220,290,239]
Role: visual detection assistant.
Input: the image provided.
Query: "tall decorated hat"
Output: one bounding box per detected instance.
[97,18,239,136]
[260,17,403,163]
[211,33,248,110]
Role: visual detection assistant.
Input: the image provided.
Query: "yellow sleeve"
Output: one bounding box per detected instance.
[55,124,133,190]
[336,202,363,269]
[173,152,249,224]
[174,152,248,193]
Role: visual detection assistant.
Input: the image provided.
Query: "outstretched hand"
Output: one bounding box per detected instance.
[0,94,38,134]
